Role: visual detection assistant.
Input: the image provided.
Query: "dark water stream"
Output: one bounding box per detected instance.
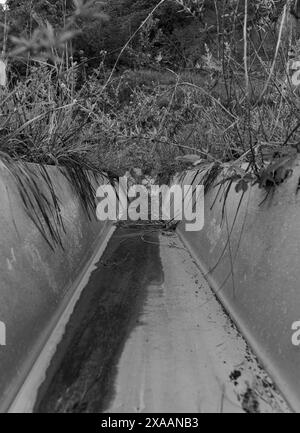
[35,224,163,413]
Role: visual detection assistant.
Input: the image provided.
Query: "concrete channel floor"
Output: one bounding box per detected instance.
[35,224,290,413]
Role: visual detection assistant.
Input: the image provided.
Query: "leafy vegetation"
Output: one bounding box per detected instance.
[1,0,300,245]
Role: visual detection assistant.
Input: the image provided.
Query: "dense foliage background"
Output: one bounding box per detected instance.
[1,1,300,184]
[0,0,295,72]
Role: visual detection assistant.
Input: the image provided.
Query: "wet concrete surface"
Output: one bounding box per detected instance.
[35,224,162,413]
[35,224,290,413]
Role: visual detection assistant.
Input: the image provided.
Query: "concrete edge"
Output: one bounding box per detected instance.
[176,228,295,412]
[7,224,116,413]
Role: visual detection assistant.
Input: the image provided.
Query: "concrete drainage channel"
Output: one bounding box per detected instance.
[0,162,296,412]
[12,221,289,413]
